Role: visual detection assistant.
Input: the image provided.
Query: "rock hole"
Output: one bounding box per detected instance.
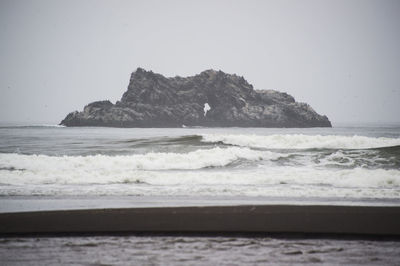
[203,103,211,117]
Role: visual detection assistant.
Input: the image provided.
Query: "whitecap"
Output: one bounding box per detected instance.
[201,134,400,149]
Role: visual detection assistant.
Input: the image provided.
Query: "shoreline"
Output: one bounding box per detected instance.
[1,205,400,237]
[2,195,400,213]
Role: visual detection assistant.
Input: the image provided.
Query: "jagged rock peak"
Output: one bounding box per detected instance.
[61,68,331,128]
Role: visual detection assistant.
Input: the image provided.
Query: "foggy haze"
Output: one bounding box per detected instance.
[0,0,399,125]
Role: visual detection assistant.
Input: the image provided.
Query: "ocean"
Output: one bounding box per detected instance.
[1,123,400,264]
[1,124,400,203]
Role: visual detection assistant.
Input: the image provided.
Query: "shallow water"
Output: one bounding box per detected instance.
[1,236,399,265]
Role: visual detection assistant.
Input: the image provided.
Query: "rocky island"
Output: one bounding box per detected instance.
[60,68,331,127]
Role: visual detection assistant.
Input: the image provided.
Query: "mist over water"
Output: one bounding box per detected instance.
[1,0,400,263]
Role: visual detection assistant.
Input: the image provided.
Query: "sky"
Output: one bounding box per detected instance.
[0,0,399,125]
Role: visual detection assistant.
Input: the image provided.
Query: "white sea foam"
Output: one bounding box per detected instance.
[1,149,399,189]
[36,124,66,128]
[201,134,400,149]
[0,147,282,185]
[0,167,399,198]
[1,144,399,199]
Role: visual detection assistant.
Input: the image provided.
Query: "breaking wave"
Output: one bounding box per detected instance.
[0,147,283,185]
[1,166,399,198]
[201,134,400,150]
[1,130,400,199]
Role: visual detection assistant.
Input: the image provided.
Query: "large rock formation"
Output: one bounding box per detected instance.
[60,68,331,127]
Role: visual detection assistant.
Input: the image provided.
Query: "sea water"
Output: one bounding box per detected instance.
[1,123,399,264]
[1,236,400,265]
[0,124,399,203]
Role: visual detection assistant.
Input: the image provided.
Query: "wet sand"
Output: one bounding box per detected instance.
[1,205,400,236]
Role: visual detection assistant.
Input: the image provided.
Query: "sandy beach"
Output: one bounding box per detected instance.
[1,204,400,237]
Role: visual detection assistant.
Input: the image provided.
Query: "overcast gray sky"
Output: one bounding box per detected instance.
[1,0,399,124]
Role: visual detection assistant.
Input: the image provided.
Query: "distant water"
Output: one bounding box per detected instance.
[0,124,399,201]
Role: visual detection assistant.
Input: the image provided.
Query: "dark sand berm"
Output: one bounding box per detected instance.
[1,205,400,236]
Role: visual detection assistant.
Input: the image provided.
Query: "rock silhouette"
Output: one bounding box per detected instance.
[61,68,331,127]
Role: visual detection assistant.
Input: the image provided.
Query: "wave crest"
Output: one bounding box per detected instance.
[0,147,281,185]
[201,134,400,149]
